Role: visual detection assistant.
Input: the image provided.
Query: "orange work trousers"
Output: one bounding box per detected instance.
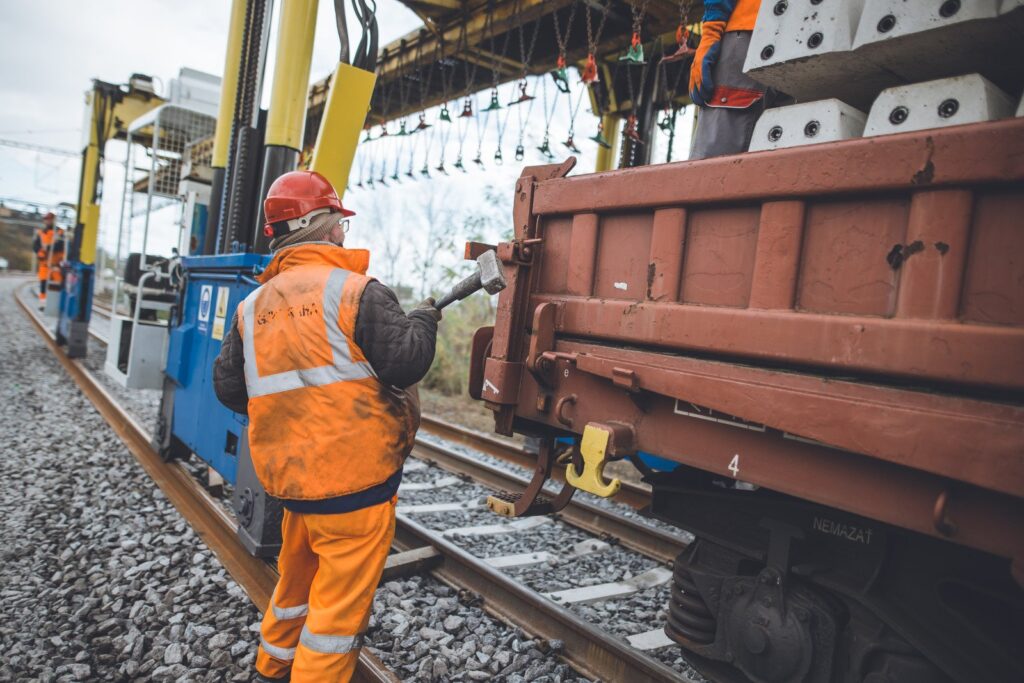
[257,499,395,682]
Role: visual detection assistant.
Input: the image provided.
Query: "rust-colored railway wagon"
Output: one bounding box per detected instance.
[469,118,1024,683]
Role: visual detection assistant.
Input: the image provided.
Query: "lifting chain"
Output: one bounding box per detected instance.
[582,0,611,85]
[620,0,650,65]
[551,0,580,92]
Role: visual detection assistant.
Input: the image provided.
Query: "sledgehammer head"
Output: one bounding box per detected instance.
[433,249,507,310]
[477,249,507,295]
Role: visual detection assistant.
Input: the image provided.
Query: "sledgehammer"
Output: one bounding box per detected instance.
[433,250,507,310]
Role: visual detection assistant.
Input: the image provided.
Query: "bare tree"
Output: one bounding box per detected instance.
[358,188,403,286]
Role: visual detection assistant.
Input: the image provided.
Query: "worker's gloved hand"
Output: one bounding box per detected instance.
[413,297,442,322]
[689,20,726,107]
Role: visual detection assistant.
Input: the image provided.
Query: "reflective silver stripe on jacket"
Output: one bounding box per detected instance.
[242,268,376,398]
[271,599,309,620]
[260,637,296,661]
[298,625,363,655]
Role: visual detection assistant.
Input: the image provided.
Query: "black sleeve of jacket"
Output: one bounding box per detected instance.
[355,281,438,389]
[32,233,42,254]
[212,311,249,415]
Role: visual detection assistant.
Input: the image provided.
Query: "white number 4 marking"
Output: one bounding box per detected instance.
[728,454,740,477]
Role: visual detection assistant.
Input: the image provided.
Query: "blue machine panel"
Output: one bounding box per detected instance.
[167,253,268,484]
[556,437,678,472]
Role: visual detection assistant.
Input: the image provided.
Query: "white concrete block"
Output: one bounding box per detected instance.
[864,74,1015,138]
[854,0,1002,50]
[851,0,1024,87]
[744,0,893,107]
[749,99,867,151]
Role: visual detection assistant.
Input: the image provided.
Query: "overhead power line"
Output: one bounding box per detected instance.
[0,138,79,158]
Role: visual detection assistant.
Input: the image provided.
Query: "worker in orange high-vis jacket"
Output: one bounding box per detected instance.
[212,170,440,682]
[32,212,60,303]
[689,0,787,159]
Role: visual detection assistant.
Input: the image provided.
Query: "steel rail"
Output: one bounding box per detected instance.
[419,413,654,510]
[411,437,687,565]
[393,513,685,683]
[15,286,398,683]
[24,287,690,682]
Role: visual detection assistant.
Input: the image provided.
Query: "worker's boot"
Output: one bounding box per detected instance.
[254,672,290,683]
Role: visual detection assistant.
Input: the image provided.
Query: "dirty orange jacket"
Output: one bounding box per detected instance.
[237,243,418,501]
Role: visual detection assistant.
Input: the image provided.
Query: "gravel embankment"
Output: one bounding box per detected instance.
[8,283,593,682]
[1,280,262,682]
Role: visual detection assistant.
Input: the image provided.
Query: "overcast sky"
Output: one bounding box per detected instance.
[0,0,421,206]
[0,1,689,288]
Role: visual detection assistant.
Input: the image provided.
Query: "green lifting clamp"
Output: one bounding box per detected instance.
[551,55,570,93]
[439,103,452,123]
[589,122,611,149]
[537,135,554,159]
[619,32,645,64]
[483,88,502,112]
[396,120,408,136]
[563,133,581,154]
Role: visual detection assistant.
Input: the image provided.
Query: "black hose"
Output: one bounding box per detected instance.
[215,0,255,253]
[349,0,378,71]
[334,0,350,64]
[221,0,268,253]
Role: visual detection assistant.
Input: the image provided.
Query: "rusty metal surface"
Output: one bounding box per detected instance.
[15,289,399,683]
[532,118,1024,213]
[508,352,1024,567]
[520,119,1024,390]
[412,431,682,562]
[473,119,1024,571]
[419,414,653,511]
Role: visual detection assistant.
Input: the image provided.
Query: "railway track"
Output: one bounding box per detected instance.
[19,287,695,682]
[16,287,398,683]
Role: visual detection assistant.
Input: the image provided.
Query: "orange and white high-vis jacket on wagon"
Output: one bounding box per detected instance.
[237,243,418,501]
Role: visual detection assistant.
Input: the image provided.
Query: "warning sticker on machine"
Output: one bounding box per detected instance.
[211,287,229,341]
[198,285,212,320]
[197,285,212,334]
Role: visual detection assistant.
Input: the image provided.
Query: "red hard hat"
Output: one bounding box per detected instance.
[263,170,354,238]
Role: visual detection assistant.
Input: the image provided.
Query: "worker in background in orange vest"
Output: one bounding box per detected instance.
[31,212,62,303]
[212,170,441,682]
[689,0,786,159]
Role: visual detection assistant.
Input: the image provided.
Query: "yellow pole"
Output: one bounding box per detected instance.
[310,63,377,198]
[76,92,103,265]
[595,114,620,173]
[212,0,249,168]
[265,0,320,150]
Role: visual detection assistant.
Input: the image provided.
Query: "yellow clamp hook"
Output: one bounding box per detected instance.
[566,424,622,498]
